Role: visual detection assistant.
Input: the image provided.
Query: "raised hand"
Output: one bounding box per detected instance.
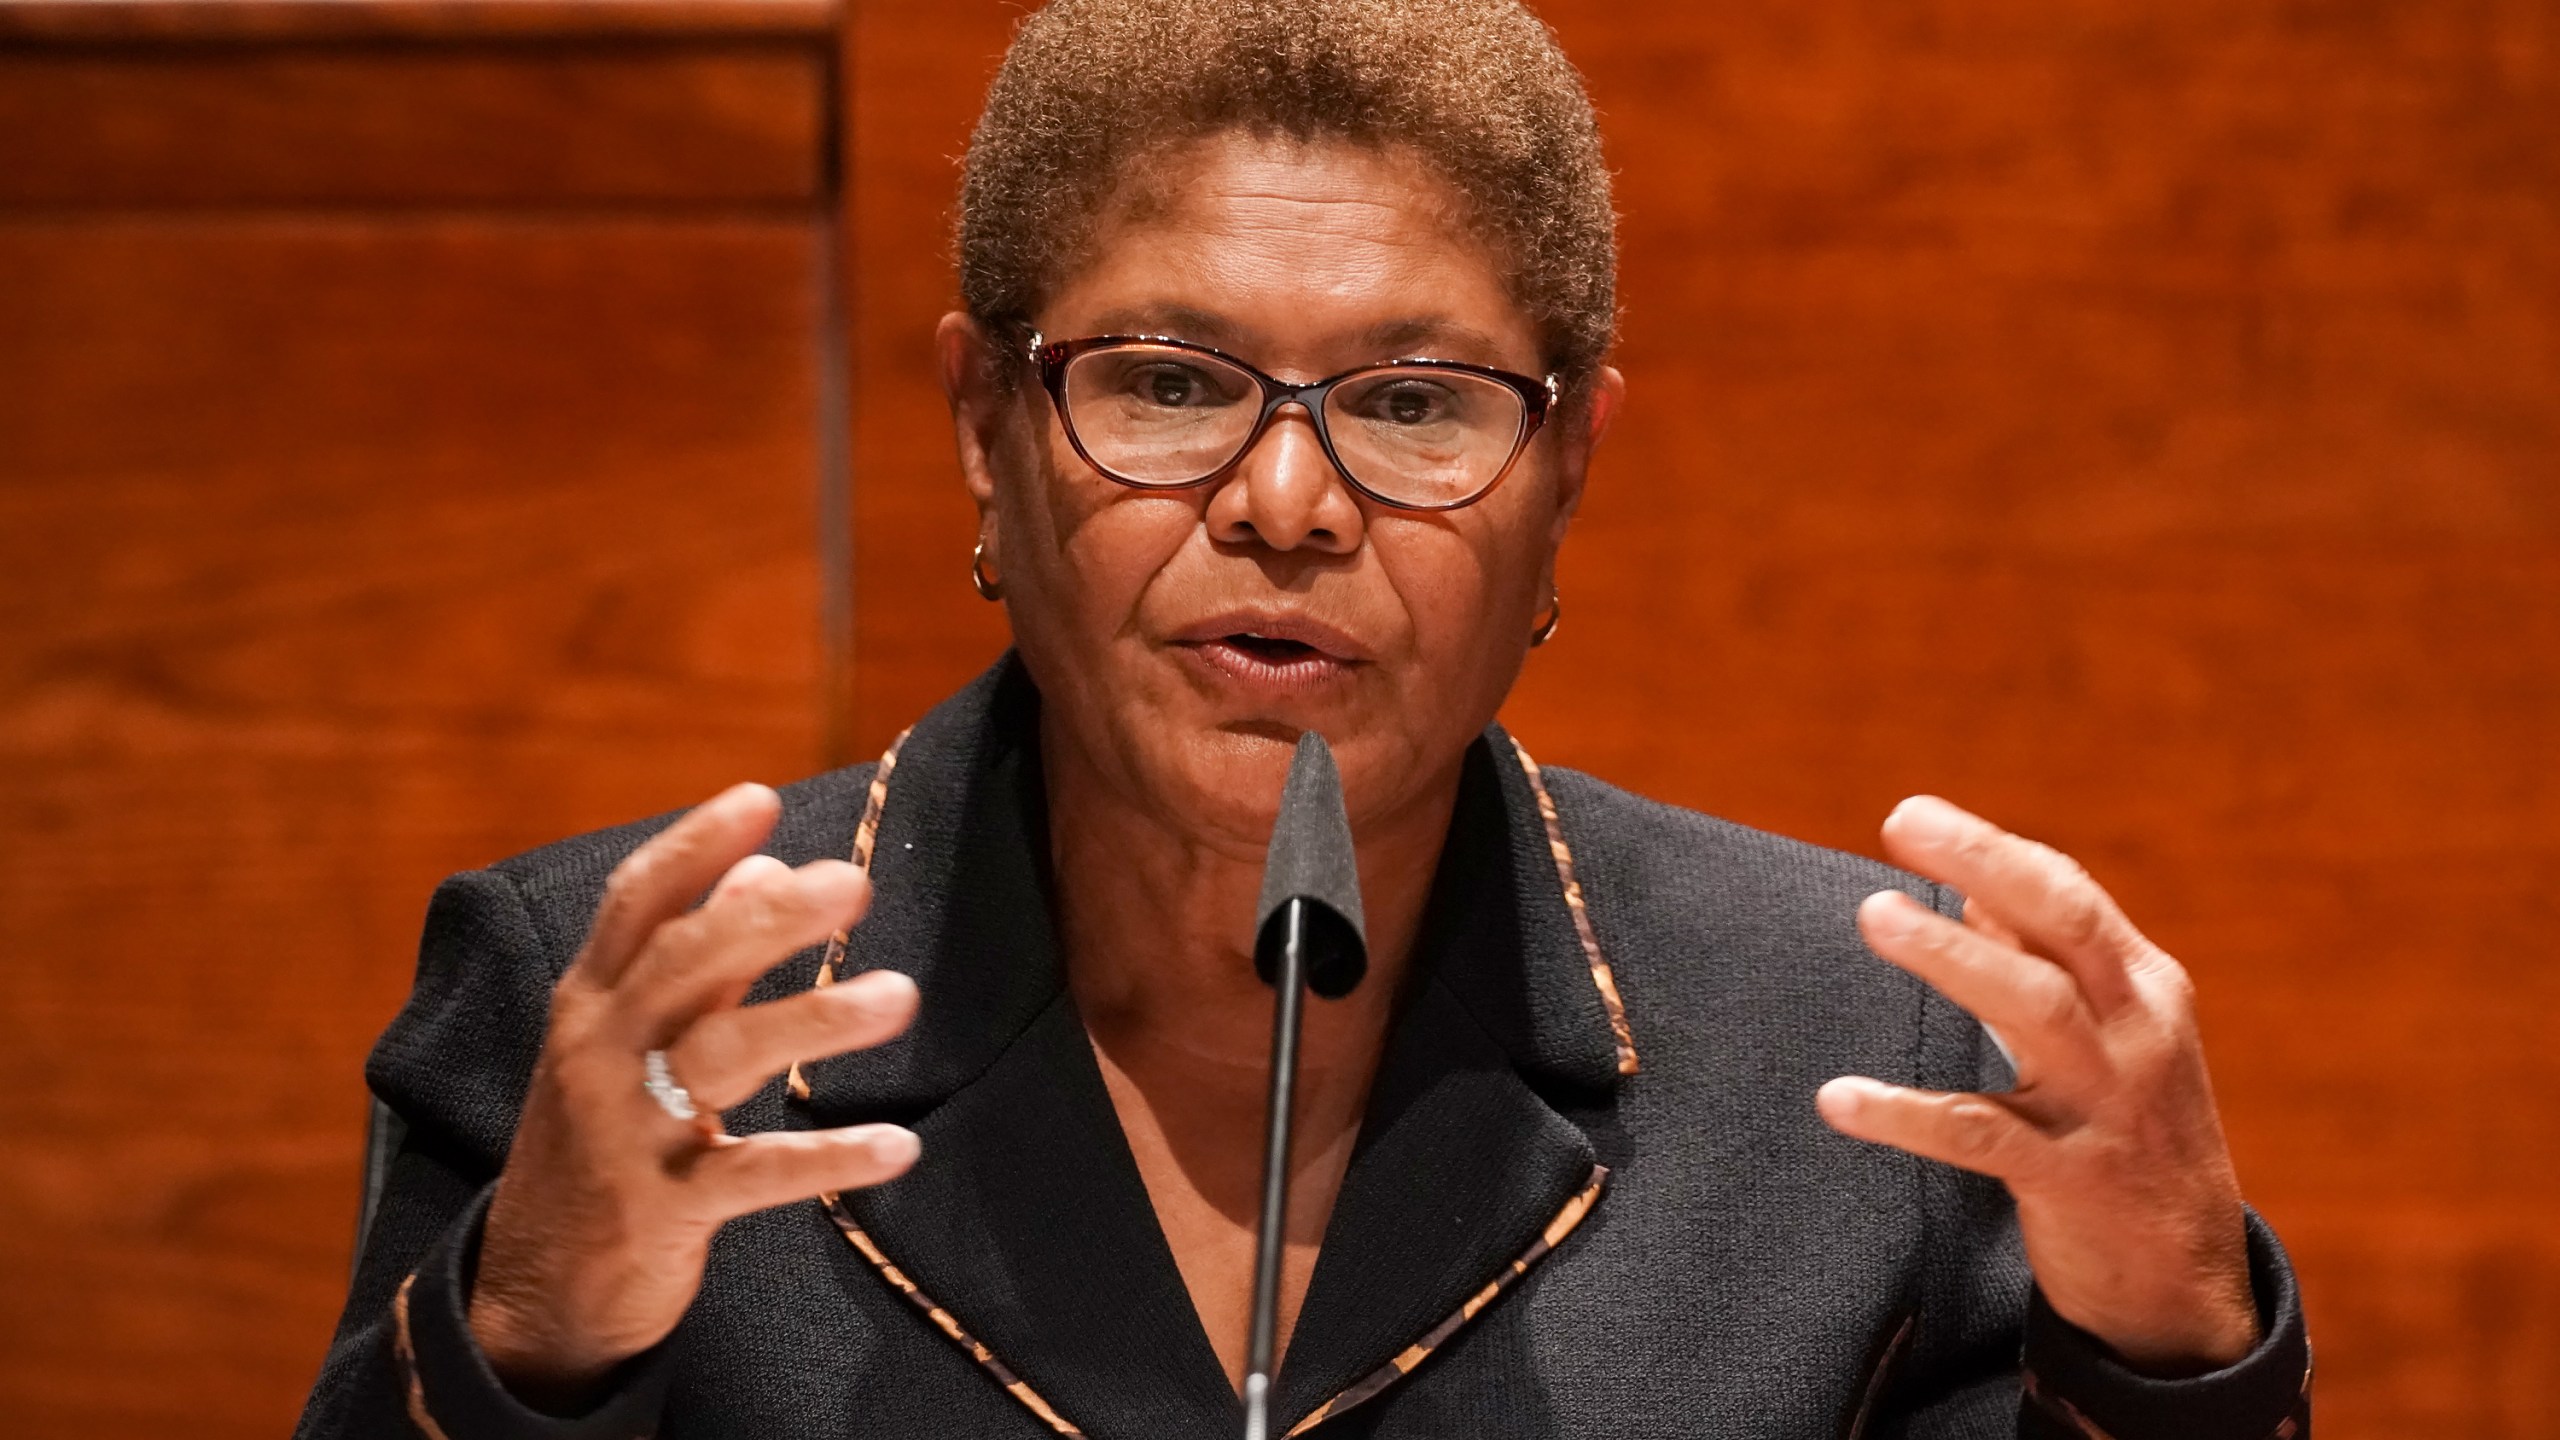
[468,783,923,1407]
[1816,796,2259,1375]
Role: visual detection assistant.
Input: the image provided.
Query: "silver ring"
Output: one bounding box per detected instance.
[642,1048,698,1122]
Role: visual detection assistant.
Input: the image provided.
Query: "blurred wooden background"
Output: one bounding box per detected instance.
[1,0,2552,1436]
[0,0,847,1430]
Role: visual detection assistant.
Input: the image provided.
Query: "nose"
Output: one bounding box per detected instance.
[1203,402,1366,555]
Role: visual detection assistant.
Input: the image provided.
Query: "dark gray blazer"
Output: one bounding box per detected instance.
[298,657,2312,1440]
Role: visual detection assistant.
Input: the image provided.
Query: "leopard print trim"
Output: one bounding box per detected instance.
[1510,739,1640,1075]
[819,1193,1085,1436]
[821,1169,1608,1440]
[1283,1165,1611,1436]
[802,727,1622,1435]
[787,727,912,1101]
[822,1160,1609,1439]
[787,723,1091,1434]
[390,1274,458,1440]
[1843,1308,1916,1440]
[387,744,917,1439]
[850,730,908,870]
[2020,1370,2122,1440]
[797,727,1083,1435]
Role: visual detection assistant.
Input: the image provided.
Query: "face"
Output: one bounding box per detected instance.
[941,133,1622,851]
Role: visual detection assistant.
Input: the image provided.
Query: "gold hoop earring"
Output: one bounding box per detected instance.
[970,540,1002,602]
[1529,590,1562,647]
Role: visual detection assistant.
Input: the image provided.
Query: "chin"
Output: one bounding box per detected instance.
[1168,726,1306,840]
[1139,688,1447,846]
[1043,640,1474,844]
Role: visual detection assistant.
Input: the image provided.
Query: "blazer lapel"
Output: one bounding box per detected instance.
[789,662,1636,1438]
[1269,735,1631,1432]
[840,996,1242,1438]
[1270,976,1603,1431]
[792,661,1237,1438]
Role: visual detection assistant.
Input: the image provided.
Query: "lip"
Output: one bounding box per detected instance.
[1167,610,1376,663]
[1166,609,1375,693]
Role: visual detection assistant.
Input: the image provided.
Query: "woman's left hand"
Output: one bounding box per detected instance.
[1816,796,2260,1376]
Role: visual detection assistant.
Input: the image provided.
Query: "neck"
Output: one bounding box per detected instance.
[1043,726,1458,1083]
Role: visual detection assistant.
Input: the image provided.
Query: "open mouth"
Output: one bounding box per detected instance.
[1173,621,1365,691]
[1168,610,1370,691]
[1225,632,1322,664]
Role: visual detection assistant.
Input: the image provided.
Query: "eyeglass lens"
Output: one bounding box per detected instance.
[1058,343,1528,508]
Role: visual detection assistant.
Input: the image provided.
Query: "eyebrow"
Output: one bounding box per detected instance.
[1082,303,1245,345]
[1073,305,1526,369]
[1353,317,1516,364]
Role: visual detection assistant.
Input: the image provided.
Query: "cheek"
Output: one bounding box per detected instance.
[1372,523,1494,660]
[1375,480,1554,663]
[1062,497,1200,630]
[1002,429,1197,645]
[1364,484,1555,755]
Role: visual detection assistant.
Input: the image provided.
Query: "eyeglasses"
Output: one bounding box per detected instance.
[1028,332,1558,512]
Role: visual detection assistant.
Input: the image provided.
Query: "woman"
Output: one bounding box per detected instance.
[300,2,2311,1437]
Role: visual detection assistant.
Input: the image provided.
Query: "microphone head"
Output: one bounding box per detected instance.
[1253,732,1369,998]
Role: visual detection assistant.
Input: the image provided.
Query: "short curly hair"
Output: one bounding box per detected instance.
[957,0,1617,385]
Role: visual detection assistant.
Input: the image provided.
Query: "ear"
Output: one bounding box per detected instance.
[1546,364,1625,547]
[938,311,1015,551]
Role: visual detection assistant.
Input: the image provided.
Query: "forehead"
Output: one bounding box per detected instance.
[1042,133,1537,371]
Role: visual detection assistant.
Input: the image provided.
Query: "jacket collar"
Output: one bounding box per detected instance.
[796,657,1066,1118]
[792,655,1628,1436]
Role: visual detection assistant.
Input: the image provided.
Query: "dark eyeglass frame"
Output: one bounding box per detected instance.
[1028,331,1560,513]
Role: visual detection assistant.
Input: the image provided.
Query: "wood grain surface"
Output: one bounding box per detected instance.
[0,215,829,1436]
[838,3,2560,1437]
[0,4,839,1431]
[0,0,837,41]
[0,46,828,206]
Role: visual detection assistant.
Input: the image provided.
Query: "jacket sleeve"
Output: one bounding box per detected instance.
[2016,1213,2311,1440]
[1877,888,2314,1440]
[294,869,675,1440]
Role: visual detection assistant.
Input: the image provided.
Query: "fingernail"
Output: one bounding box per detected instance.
[1864,889,1925,936]
[1816,1077,1864,1118]
[870,1127,921,1165]
[844,969,916,1009]
[1818,1076,1881,1118]
[1889,795,1956,837]
[801,861,868,901]
[717,781,777,813]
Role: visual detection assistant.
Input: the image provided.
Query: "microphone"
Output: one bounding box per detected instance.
[1242,732,1369,1440]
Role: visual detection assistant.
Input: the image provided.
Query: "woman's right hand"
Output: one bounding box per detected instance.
[466,783,923,1408]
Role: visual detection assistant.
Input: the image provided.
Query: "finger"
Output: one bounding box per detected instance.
[666,970,919,1111]
[1858,891,2110,1092]
[618,857,872,1033]
[1877,796,2144,1012]
[1960,898,2034,1074]
[1962,895,2025,951]
[679,1124,921,1220]
[1816,1075,2045,1180]
[578,784,783,987]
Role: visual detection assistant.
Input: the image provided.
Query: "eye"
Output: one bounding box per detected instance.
[1366,380,1455,426]
[1132,363,1224,408]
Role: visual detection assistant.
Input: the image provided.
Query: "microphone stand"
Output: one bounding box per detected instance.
[1242,732,1365,1440]
[1241,898,1312,1440]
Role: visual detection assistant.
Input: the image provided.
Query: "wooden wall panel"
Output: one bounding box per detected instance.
[842,0,1013,740]
[0,0,839,41]
[0,47,829,206]
[1508,8,2560,1436]
[0,4,840,1433]
[0,216,828,1436]
[841,3,2560,1437]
